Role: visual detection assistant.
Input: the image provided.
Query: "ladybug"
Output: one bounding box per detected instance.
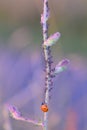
[41,103,48,112]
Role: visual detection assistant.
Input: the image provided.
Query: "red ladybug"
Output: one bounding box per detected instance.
[41,103,48,112]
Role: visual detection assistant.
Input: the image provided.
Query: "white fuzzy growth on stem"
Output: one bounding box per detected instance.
[43,32,61,47]
[54,59,70,74]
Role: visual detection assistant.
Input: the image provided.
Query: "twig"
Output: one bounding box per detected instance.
[41,0,51,130]
[7,104,44,127]
[41,0,62,129]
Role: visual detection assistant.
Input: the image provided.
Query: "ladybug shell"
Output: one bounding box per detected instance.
[41,104,48,112]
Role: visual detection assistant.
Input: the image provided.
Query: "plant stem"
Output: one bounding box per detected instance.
[41,0,52,130]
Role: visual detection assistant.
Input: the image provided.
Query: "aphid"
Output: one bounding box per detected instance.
[41,103,48,112]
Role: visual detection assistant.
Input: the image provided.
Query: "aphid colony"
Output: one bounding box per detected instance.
[40,46,54,113]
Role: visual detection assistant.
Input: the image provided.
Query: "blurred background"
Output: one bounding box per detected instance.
[0,0,87,130]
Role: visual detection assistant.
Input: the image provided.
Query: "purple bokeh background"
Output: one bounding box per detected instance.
[0,0,87,130]
[0,45,87,130]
